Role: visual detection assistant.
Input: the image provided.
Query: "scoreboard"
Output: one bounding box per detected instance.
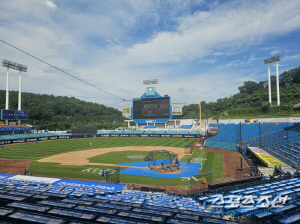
[133,97,170,120]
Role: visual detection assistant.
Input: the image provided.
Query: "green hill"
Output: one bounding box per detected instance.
[176,66,300,120]
[0,90,124,130]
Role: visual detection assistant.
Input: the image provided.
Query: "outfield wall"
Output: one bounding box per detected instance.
[97,134,201,138]
[0,134,201,145]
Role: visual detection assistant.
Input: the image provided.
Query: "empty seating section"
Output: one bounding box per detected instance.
[227,123,259,143]
[245,124,300,169]
[0,135,19,140]
[0,177,238,224]
[195,177,300,223]
[104,130,114,134]
[208,122,299,146]
[3,175,300,223]
[165,130,177,135]
[154,130,166,134]
[97,130,107,134]
[113,130,125,134]
[143,126,156,129]
[177,130,189,134]
[179,125,192,129]
[210,124,245,142]
[143,130,155,134]
[218,123,235,131]
[0,133,60,140]
[124,130,135,134]
[133,130,144,134]
[208,121,300,170]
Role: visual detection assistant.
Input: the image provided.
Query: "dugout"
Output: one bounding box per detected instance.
[71,126,97,137]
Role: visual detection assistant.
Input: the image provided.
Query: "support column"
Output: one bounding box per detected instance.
[276,61,280,106]
[5,68,9,126]
[268,63,272,105]
[18,71,22,110]
[5,68,9,109]
[18,71,22,125]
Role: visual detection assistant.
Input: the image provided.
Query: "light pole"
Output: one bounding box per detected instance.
[1,60,28,125]
[263,55,281,106]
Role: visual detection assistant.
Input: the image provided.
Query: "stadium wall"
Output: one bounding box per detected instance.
[0,133,201,145]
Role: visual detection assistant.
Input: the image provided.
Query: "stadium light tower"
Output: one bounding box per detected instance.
[263,58,272,105]
[263,55,281,106]
[1,59,28,125]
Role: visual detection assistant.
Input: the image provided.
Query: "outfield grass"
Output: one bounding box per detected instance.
[0,137,198,160]
[0,137,225,186]
[180,150,223,180]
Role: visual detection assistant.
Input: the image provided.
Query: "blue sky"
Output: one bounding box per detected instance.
[0,0,300,110]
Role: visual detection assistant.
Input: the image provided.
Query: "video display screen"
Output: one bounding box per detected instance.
[133,97,170,119]
[1,109,28,120]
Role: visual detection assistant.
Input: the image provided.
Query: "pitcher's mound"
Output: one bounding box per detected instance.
[153,166,182,174]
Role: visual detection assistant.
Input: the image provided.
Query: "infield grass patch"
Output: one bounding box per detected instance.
[88,150,149,164]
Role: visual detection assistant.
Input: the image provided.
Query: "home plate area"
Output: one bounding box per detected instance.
[118,161,202,179]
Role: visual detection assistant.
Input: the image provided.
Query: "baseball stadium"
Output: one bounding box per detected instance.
[1,73,300,224]
[1,1,300,223]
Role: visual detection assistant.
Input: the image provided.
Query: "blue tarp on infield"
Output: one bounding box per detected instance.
[119,162,202,179]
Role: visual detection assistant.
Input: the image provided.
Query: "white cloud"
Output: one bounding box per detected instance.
[117,0,300,67]
[271,50,281,54]
[289,54,300,59]
[0,0,300,111]
[45,0,57,9]
[213,52,223,56]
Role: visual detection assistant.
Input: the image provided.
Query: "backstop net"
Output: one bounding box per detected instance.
[190,172,212,193]
[107,167,120,184]
[147,150,177,171]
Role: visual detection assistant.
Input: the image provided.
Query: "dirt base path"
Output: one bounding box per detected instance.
[0,159,31,175]
[38,146,187,167]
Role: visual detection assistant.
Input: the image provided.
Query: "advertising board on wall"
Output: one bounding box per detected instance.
[248,147,286,167]
[122,108,131,117]
[207,126,219,136]
[172,106,182,115]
